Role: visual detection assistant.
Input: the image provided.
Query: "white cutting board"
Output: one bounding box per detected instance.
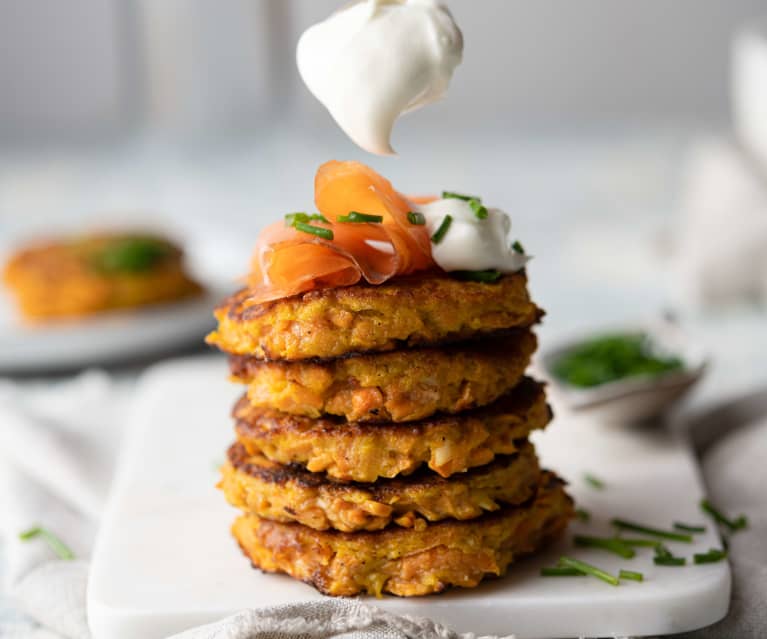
[88,358,730,639]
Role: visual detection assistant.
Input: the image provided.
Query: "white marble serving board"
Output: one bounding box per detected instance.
[88,358,730,639]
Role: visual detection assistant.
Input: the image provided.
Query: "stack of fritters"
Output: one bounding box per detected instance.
[207,271,573,597]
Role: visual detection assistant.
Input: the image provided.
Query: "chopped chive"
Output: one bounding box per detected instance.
[407,211,426,225]
[619,569,644,582]
[450,269,502,283]
[431,215,453,244]
[674,522,706,534]
[694,549,728,564]
[573,535,636,559]
[294,221,334,241]
[558,556,619,586]
[469,198,488,220]
[619,537,662,548]
[700,499,748,532]
[611,518,693,543]
[575,508,591,522]
[654,544,673,559]
[337,211,384,224]
[442,190,480,202]
[541,567,586,577]
[584,473,605,490]
[654,556,686,566]
[512,240,525,254]
[19,526,75,560]
[284,212,328,226]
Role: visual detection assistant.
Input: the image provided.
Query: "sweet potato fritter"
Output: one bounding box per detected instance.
[2,232,203,320]
[229,330,537,422]
[220,440,540,532]
[232,472,573,597]
[207,271,541,360]
[233,377,550,481]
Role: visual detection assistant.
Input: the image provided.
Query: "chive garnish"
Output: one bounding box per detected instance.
[573,535,636,559]
[558,556,620,586]
[512,240,525,254]
[469,198,488,220]
[618,538,662,548]
[451,269,502,283]
[19,526,75,560]
[407,211,426,225]
[575,508,591,522]
[611,518,693,543]
[694,548,728,564]
[584,473,605,490]
[541,567,586,577]
[284,212,329,226]
[674,522,706,534]
[654,556,686,566]
[337,211,384,224]
[294,221,334,241]
[619,569,644,582]
[431,215,453,244]
[442,191,480,202]
[700,499,748,532]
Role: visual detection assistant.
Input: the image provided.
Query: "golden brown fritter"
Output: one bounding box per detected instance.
[220,440,540,532]
[207,271,541,361]
[233,377,550,481]
[2,232,203,321]
[232,472,573,597]
[229,330,537,423]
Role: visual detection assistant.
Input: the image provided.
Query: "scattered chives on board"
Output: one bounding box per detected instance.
[611,518,693,543]
[19,526,75,560]
[558,556,620,586]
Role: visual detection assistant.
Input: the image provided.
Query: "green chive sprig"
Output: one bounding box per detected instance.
[611,518,693,543]
[584,473,605,490]
[294,221,334,241]
[469,198,488,220]
[337,211,383,224]
[442,190,480,202]
[573,535,636,559]
[558,556,620,586]
[540,567,586,577]
[619,569,644,582]
[575,508,591,522]
[653,544,686,566]
[407,211,425,225]
[451,269,502,283]
[512,240,525,254]
[694,548,728,564]
[431,215,453,244]
[674,522,706,534]
[19,526,75,560]
[284,212,329,226]
[700,499,748,532]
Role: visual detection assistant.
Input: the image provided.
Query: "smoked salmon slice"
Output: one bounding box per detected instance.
[248,161,435,303]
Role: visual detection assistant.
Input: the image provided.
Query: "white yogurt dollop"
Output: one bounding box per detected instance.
[296,0,463,156]
[415,198,530,273]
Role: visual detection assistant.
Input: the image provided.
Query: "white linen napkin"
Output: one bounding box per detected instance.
[671,139,767,308]
[0,369,508,639]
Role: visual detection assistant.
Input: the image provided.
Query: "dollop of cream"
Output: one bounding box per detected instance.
[415,198,530,273]
[296,0,463,156]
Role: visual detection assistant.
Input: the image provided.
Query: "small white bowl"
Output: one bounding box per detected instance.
[540,319,708,424]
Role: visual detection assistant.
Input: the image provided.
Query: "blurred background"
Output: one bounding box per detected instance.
[1,0,767,398]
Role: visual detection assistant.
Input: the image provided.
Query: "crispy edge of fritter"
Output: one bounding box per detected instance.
[207,271,542,360]
[230,330,537,422]
[231,472,573,597]
[233,377,552,481]
[220,440,540,532]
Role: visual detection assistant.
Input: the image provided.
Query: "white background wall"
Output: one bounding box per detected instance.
[0,0,765,142]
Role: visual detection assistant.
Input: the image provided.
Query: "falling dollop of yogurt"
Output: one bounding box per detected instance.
[415,198,530,273]
[296,0,463,156]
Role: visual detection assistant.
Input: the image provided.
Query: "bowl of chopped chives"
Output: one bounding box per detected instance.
[541,318,708,424]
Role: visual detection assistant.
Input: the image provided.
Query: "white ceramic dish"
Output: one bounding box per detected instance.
[0,285,229,374]
[540,319,708,424]
[88,358,730,639]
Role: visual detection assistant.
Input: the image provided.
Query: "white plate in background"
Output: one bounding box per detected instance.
[0,285,230,374]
